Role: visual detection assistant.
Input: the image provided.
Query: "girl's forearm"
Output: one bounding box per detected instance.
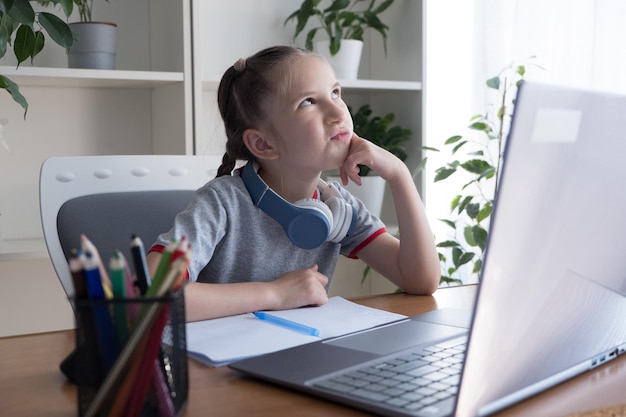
[386,164,440,293]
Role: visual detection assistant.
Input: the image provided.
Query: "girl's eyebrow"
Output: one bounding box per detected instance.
[296,82,341,98]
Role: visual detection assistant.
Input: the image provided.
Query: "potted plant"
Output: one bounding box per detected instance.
[0,0,74,115]
[43,0,116,69]
[326,104,411,217]
[285,0,394,79]
[420,59,536,286]
[350,103,410,176]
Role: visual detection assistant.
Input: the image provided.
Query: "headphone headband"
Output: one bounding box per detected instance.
[241,161,355,249]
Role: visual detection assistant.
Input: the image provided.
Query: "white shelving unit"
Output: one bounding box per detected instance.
[191,0,425,186]
[0,0,192,259]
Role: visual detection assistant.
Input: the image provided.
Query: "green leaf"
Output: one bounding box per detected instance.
[325,0,350,13]
[0,0,15,15]
[434,166,455,182]
[437,240,459,248]
[486,76,500,89]
[58,0,73,18]
[463,225,476,246]
[31,29,44,62]
[0,13,13,59]
[472,225,488,251]
[7,0,34,28]
[0,74,28,117]
[452,247,474,268]
[469,121,490,132]
[372,0,394,14]
[305,27,318,51]
[449,194,461,211]
[38,11,73,48]
[497,105,506,120]
[457,195,473,214]
[456,252,475,268]
[465,203,479,219]
[472,259,483,274]
[13,23,35,65]
[360,264,370,285]
[461,158,493,175]
[329,31,341,55]
[438,219,456,229]
[476,202,492,223]
[440,275,463,286]
[451,140,467,154]
[287,0,318,37]
[444,135,462,145]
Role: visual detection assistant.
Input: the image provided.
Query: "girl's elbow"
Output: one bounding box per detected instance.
[399,270,440,296]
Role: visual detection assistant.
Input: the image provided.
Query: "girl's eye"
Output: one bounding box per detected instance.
[331,88,341,99]
[299,98,313,108]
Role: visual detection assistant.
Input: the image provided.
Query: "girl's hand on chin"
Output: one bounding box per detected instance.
[340,133,405,186]
[339,133,373,186]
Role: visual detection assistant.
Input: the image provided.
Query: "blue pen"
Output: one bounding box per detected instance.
[253,311,320,337]
[84,251,119,371]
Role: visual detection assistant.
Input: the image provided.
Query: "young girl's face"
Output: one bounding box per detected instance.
[264,55,353,176]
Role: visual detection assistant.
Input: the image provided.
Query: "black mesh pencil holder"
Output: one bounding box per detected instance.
[73,289,188,417]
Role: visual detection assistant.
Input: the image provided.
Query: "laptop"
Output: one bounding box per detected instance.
[230,81,626,416]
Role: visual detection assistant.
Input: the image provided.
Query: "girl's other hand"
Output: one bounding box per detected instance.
[269,264,329,310]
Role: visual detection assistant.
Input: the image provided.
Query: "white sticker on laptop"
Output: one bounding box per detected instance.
[530,108,582,143]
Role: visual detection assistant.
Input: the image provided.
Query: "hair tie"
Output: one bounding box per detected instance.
[233,58,247,72]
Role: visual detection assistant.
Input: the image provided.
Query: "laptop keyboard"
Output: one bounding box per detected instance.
[311,337,467,416]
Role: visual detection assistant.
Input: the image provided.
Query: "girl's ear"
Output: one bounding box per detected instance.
[242,129,280,160]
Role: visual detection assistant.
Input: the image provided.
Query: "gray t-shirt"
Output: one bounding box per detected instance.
[152,173,385,286]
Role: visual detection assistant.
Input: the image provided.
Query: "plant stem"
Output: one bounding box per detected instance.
[494,77,508,193]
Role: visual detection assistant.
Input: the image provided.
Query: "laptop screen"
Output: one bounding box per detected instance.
[456,81,626,416]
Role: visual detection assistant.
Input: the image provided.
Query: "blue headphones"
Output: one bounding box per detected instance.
[241,161,356,249]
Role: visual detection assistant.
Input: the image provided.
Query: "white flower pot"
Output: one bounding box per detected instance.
[68,22,117,70]
[327,175,386,217]
[315,39,363,80]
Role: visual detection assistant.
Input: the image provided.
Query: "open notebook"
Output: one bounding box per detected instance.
[186,296,408,367]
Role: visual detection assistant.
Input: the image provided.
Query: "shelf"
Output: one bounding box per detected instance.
[0,238,49,261]
[202,79,421,93]
[0,66,184,89]
[340,79,422,92]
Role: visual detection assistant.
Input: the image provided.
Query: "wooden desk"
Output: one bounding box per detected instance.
[1,285,624,417]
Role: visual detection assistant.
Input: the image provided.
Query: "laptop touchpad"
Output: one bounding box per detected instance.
[325,320,466,355]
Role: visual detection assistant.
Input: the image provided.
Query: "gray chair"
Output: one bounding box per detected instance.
[39,154,221,300]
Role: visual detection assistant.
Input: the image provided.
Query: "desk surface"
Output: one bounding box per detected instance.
[1,284,624,417]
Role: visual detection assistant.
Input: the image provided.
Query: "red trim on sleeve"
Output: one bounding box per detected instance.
[148,244,166,254]
[348,227,387,259]
[148,244,190,280]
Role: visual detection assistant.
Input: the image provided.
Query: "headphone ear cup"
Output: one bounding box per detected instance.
[291,199,333,247]
[325,197,353,242]
[295,199,333,224]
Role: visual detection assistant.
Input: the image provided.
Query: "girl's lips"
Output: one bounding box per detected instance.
[331,131,351,142]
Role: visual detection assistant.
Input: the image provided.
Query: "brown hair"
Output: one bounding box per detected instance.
[215,45,316,177]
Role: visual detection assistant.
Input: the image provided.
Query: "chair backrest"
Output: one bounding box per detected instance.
[40,155,221,300]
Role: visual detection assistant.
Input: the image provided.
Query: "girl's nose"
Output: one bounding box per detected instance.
[325,101,347,124]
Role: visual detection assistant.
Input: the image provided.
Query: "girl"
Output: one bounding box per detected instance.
[147,46,440,321]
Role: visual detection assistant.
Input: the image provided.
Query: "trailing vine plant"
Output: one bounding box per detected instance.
[422,59,535,285]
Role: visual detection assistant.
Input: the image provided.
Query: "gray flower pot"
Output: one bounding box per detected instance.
[67,22,117,70]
